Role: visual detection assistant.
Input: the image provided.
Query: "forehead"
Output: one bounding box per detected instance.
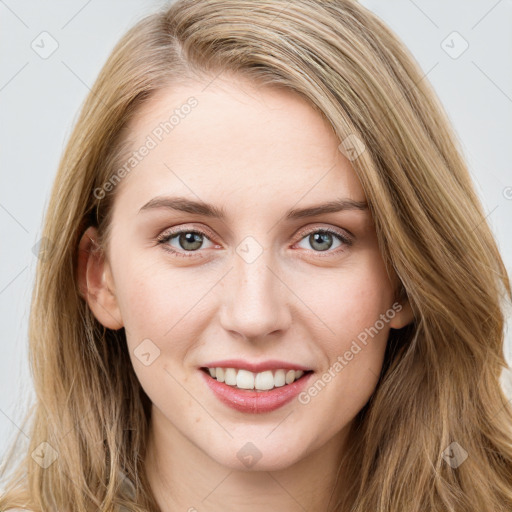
[115,77,366,208]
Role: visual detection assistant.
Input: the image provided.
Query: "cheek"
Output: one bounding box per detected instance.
[117,274,171,336]
[304,254,395,417]
[113,258,198,401]
[112,252,215,370]
[112,248,196,335]
[308,252,395,349]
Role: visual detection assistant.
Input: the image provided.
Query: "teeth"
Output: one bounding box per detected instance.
[285,370,296,384]
[236,369,255,389]
[255,370,274,390]
[274,369,286,387]
[207,367,307,391]
[224,368,237,386]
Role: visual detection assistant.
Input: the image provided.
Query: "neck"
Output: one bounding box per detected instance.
[144,406,350,512]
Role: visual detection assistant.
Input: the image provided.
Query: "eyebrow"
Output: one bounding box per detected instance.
[138,195,368,220]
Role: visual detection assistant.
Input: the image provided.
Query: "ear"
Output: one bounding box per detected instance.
[388,297,415,329]
[77,226,123,330]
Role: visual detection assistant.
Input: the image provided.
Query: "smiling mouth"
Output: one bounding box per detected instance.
[200,366,314,392]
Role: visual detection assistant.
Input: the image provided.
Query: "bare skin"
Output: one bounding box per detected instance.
[78,76,413,511]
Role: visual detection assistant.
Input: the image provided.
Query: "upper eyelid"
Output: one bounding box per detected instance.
[294,224,353,241]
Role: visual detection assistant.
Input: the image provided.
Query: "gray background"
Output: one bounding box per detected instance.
[1,0,511,462]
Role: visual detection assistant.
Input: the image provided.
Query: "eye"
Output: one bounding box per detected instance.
[156,225,353,258]
[156,228,216,257]
[294,227,352,255]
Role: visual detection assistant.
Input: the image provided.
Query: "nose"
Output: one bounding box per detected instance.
[219,248,292,341]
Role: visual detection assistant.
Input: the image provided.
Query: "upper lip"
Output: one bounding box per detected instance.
[201,359,313,373]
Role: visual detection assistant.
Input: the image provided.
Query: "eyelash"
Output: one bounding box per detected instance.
[156,225,353,259]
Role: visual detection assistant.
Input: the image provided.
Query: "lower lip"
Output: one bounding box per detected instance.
[199,369,313,414]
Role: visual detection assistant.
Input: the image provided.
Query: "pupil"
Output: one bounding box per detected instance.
[180,232,203,251]
[311,232,332,251]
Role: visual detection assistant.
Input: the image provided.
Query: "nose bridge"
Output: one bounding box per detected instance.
[220,240,290,339]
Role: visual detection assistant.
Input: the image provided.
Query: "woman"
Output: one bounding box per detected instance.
[1,0,511,510]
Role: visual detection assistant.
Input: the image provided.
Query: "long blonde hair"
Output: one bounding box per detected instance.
[1,0,511,510]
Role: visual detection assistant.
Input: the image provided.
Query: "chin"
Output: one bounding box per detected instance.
[204,435,308,472]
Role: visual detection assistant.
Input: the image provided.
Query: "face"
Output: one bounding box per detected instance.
[79,76,412,472]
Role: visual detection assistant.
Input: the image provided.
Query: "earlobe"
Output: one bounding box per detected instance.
[77,226,123,330]
[389,298,415,329]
